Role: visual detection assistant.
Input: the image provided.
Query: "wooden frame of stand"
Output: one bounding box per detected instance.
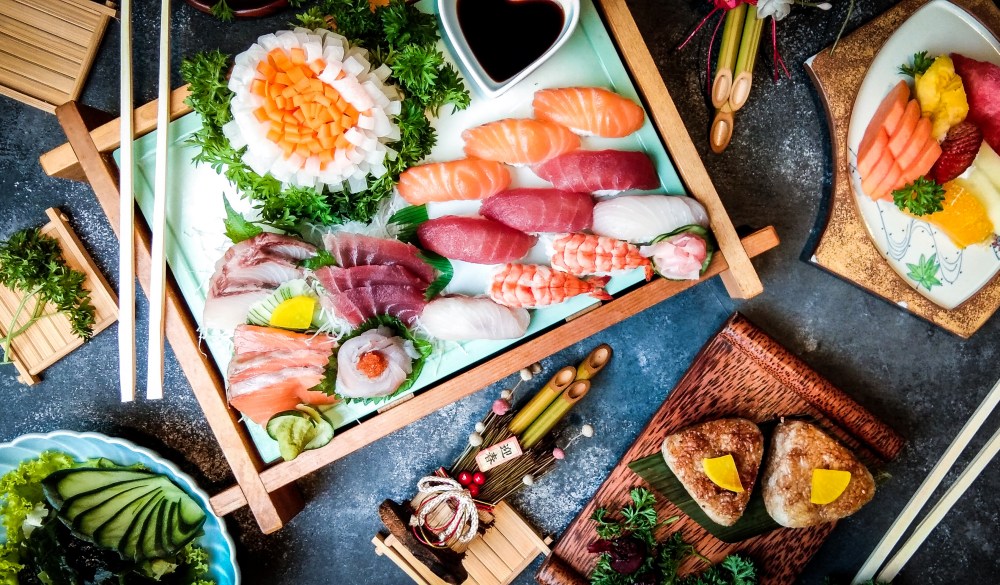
[38,0,779,534]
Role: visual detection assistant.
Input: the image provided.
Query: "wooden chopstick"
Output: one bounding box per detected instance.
[118,0,136,403]
[876,424,1000,581]
[146,0,172,400]
[853,376,1000,583]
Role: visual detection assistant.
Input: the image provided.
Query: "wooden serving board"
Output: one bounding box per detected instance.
[0,207,117,385]
[535,313,905,585]
[40,0,778,533]
[0,0,116,113]
[804,0,1000,339]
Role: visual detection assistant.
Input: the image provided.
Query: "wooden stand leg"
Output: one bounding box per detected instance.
[54,101,303,533]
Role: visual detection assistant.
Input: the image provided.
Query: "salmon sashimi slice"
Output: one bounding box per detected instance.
[228,368,337,425]
[416,216,537,264]
[532,87,645,138]
[397,159,512,204]
[462,118,581,165]
[227,349,332,385]
[232,324,339,354]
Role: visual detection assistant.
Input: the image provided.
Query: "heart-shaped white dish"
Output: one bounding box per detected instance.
[438,0,580,98]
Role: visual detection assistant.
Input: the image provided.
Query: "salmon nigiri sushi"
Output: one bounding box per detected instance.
[462,119,580,165]
[533,87,645,138]
[397,159,512,205]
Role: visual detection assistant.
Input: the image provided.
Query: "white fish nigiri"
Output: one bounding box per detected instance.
[336,327,415,398]
[592,195,709,243]
[421,296,530,341]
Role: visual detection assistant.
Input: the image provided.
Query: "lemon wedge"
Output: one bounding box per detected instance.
[269,296,316,330]
[811,469,852,505]
[702,454,743,493]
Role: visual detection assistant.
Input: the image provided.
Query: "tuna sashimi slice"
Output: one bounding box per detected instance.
[232,324,339,354]
[314,265,426,295]
[532,150,659,194]
[417,216,537,264]
[320,284,427,326]
[951,53,1000,154]
[322,232,435,283]
[480,188,594,233]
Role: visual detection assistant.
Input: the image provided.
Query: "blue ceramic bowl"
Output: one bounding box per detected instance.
[0,431,240,584]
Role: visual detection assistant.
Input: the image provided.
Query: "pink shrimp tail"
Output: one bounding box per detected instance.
[643,263,654,281]
[587,275,613,301]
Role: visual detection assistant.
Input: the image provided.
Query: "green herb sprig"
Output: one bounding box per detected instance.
[892,177,945,216]
[899,51,934,78]
[181,0,470,232]
[209,0,234,21]
[0,228,96,366]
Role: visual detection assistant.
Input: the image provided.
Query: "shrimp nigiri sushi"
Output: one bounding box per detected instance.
[397,159,511,205]
[462,119,580,165]
[417,216,537,264]
[488,264,611,308]
[421,296,530,341]
[480,188,594,233]
[592,195,709,243]
[533,87,645,138]
[533,150,659,195]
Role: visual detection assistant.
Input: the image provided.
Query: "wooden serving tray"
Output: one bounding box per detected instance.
[0,207,117,385]
[804,0,1000,339]
[0,0,116,113]
[535,313,905,585]
[39,0,778,533]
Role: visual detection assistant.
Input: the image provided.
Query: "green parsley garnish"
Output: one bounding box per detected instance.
[899,51,934,77]
[209,0,234,21]
[892,177,945,216]
[0,228,96,366]
[181,0,470,232]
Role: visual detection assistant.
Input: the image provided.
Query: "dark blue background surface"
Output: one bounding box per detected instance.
[0,0,997,583]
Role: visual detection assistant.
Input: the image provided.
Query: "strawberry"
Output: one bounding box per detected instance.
[930,121,983,183]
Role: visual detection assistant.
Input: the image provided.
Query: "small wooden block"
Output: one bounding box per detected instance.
[0,0,116,112]
[0,207,117,385]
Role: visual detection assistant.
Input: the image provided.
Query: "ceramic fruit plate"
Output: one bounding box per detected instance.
[117,0,685,464]
[847,0,1000,310]
[0,431,240,585]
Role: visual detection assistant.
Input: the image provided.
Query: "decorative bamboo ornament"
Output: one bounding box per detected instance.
[729,5,763,112]
[507,366,576,435]
[574,344,613,381]
[520,380,590,449]
[711,4,747,109]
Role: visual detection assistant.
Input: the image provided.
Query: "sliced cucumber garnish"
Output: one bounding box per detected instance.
[266,405,335,461]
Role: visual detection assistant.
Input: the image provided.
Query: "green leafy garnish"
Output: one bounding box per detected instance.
[312,314,432,404]
[899,51,934,77]
[299,250,338,270]
[418,251,453,300]
[892,177,945,216]
[0,228,96,366]
[906,253,942,291]
[209,0,234,21]
[388,204,428,244]
[180,0,470,232]
[222,195,263,243]
[589,488,758,585]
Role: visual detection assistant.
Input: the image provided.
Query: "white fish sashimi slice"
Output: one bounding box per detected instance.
[421,296,530,341]
[203,289,273,331]
[336,327,413,398]
[592,195,709,243]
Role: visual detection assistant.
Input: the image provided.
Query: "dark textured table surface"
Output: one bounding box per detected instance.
[1,0,998,583]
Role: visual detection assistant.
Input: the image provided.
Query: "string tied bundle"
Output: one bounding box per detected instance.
[410,476,480,547]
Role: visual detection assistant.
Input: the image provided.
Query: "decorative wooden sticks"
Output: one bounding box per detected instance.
[118,0,136,402]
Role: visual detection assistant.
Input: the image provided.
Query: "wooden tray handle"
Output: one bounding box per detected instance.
[536,555,589,585]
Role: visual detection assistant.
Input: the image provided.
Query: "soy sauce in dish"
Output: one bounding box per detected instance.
[457,0,565,83]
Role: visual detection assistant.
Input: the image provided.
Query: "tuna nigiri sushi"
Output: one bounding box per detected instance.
[533,150,659,195]
[336,327,414,399]
[462,119,580,165]
[488,264,612,308]
[226,324,338,425]
[417,216,537,264]
[592,195,709,243]
[480,188,594,233]
[397,159,512,205]
[533,87,645,138]
[421,296,530,341]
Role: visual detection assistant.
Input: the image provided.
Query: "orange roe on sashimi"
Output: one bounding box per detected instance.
[252,47,368,170]
[357,351,388,379]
